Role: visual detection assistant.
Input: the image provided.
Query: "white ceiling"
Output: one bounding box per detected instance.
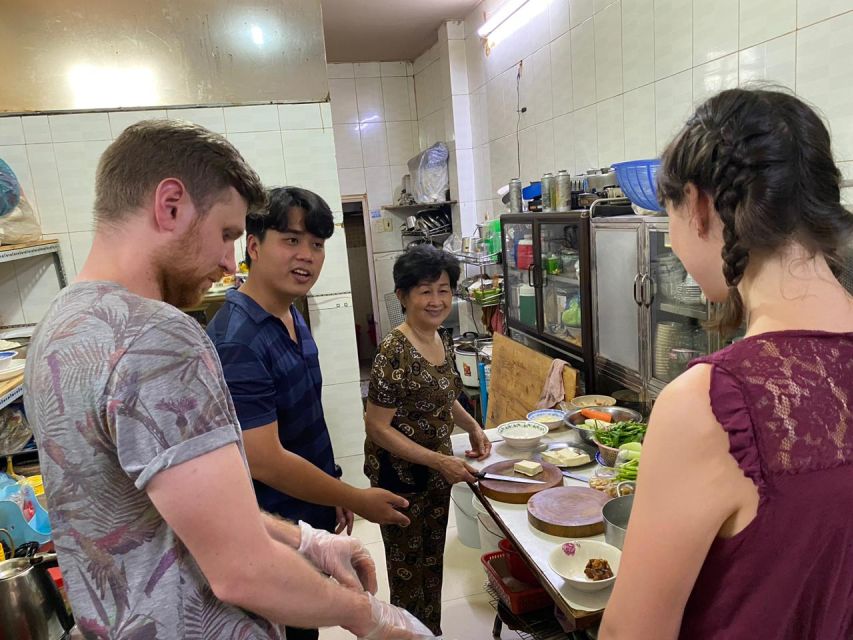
[321,0,482,63]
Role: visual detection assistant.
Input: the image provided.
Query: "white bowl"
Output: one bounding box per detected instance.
[496,420,549,449]
[548,540,621,592]
[0,351,18,371]
[526,409,565,431]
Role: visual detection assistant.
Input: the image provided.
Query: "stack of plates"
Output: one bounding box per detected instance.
[675,274,704,305]
[654,322,691,379]
[655,255,686,301]
[0,359,25,381]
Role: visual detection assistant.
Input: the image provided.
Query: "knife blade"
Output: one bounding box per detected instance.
[475,471,546,485]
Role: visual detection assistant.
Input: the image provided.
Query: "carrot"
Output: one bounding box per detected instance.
[581,408,612,423]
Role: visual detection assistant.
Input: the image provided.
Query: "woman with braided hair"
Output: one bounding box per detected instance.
[600,88,853,640]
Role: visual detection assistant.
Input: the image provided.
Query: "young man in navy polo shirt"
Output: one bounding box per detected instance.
[207,187,410,640]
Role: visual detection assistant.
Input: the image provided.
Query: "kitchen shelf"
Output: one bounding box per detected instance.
[0,375,24,411]
[381,200,456,211]
[454,251,501,267]
[484,581,584,640]
[659,301,708,320]
[0,240,68,331]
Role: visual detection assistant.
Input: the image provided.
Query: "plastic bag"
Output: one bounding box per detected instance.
[0,158,21,218]
[407,143,449,203]
[0,193,42,245]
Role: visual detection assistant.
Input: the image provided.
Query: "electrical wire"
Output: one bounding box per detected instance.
[515,60,524,179]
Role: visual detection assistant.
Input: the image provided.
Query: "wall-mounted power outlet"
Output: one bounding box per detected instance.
[382,217,393,232]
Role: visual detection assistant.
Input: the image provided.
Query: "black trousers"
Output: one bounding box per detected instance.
[284,627,318,640]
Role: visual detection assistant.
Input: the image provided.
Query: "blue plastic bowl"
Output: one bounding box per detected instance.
[612,159,662,211]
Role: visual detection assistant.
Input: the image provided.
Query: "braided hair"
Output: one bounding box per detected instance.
[658,88,853,335]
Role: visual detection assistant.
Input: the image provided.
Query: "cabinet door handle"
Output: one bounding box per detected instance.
[633,273,642,306]
[641,273,655,307]
[527,264,534,287]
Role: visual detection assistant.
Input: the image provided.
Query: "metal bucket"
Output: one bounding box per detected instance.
[602,492,634,550]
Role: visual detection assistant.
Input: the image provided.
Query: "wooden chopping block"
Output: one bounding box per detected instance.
[478,459,563,504]
[527,486,610,537]
[485,333,578,428]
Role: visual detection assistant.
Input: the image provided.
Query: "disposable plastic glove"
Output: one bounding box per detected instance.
[298,520,377,594]
[358,593,437,640]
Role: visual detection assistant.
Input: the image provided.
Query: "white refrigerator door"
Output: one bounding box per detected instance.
[307,294,360,385]
[372,251,404,338]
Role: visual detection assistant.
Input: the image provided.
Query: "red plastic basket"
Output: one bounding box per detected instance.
[481,551,553,615]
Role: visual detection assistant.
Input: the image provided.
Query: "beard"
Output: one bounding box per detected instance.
[152,224,223,308]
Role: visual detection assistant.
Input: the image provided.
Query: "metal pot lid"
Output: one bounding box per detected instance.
[0,557,33,580]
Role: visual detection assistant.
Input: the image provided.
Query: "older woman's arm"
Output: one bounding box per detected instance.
[450,400,491,461]
[365,400,478,484]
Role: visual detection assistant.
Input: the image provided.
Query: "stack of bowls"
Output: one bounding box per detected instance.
[655,255,686,301]
[675,273,704,305]
[654,322,691,380]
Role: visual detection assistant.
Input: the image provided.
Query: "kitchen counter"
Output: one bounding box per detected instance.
[451,427,609,629]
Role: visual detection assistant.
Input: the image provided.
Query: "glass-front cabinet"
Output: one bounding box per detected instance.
[502,214,594,390]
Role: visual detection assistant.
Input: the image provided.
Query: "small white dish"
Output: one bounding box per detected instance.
[496,420,549,449]
[549,540,621,592]
[0,359,25,381]
[526,409,566,431]
[0,351,17,371]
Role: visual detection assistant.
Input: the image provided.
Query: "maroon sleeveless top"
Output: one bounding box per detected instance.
[679,331,853,639]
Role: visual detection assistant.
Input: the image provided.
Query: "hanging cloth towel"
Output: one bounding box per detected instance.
[536,359,571,409]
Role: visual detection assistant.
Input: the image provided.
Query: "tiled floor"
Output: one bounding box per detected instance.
[318,508,501,640]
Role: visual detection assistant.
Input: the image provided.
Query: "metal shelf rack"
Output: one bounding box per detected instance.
[484,582,594,640]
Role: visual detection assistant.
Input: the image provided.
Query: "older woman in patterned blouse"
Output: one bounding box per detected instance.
[364,244,491,635]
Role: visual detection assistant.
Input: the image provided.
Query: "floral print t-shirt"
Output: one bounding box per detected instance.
[24,282,282,639]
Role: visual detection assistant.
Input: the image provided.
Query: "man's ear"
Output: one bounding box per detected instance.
[152,178,189,232]
[246,233,262,263]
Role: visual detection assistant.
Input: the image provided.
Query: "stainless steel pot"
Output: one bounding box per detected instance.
[0,553,73,640]
[603,490,634,550]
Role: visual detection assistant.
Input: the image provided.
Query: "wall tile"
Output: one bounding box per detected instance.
[380,61,408,77]
[474,144,493,201]
[553,112,577,175]
[654,69,693,152]
[739,33,796,89]
[452,94,473,150]
[48,113,111,143]
[389,164,408,193]
[740,0,796,49]
[489,134,519,194]
[323,381,366,458]
[570,0,595,28]
[453,147,477,202]
[42,233,76,280]
[278,103,323,130]
[693,0,739,66]
[364,166,392,209]
[449,40,469,96]
[320,103,334,128]
[381,77,411,122]
[223,105,280,133]
[597,95,625,166]
[574,105,599,171]
[356,78,385,124]
[54,139,111,233]
[332,124,363,170]
[360,121,389,168]
[26,143,67,234]
[68,230,94,274]
[408,77,419,121]
[311,232,352,296]
[308,300,360,385]
[623,84,657,159]
[550,0,572,39]
[386,121,416,166]
[571,18,597,109]
[166,107,226,133]
[327,63,354,79]
[354,62,381,78]
[329,79,360,124]
[798,0,853,28]
[108,110,167,138]
[227,132,286,188]
[654,0,693,80]
[551,31,574,117]
[21,116,51,144]
[594,1,623,101]
[282,130,338,185]
[0,118,24,145]
[693,53,739,107]
[622,0,655,91]
[520,45,553,128]
[466,34,487,93]
[519,125,540,184]
[338,168,366,195]
[797,12,853,161]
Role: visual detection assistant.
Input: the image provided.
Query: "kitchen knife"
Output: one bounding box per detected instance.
[475,471,546,484]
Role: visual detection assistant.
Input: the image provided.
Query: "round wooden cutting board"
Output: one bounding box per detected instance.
[527,486,610,537]
[478,459,563,504]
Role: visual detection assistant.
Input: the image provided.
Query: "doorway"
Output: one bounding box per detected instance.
[341,195,380,395]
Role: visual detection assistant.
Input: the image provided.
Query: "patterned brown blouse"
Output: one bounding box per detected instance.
[364,328,462,494]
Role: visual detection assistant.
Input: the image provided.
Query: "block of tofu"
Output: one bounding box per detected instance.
[540,450,565,466]
[541,448,592,467]
[513,460,543,476]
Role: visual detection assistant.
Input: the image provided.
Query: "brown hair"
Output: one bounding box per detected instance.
[658,88,853,335]
[94,119,267,225]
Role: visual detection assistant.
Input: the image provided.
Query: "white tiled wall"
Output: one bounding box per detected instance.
[461,0,853,221]
[0,102,349,328]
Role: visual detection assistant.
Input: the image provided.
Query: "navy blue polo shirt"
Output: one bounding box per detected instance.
[207,289,337,531]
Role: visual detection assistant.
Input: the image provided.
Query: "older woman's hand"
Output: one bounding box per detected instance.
[465,428,492,461]
[433,455,478,484]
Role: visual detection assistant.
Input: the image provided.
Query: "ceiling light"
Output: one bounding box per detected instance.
[477,0,529,39]
[250,25,265,46]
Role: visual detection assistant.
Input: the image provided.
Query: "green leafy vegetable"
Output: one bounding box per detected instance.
[594,421,647,448]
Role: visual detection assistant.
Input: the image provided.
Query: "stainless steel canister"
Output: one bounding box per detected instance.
[556,169,571,212]
[509,178,523,213]
[541,172,555,212]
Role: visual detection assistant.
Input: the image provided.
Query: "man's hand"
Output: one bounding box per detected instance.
[336,506,355,535]
[298,521,378,594]
[465,428,492,461]
[353,488,411,527]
